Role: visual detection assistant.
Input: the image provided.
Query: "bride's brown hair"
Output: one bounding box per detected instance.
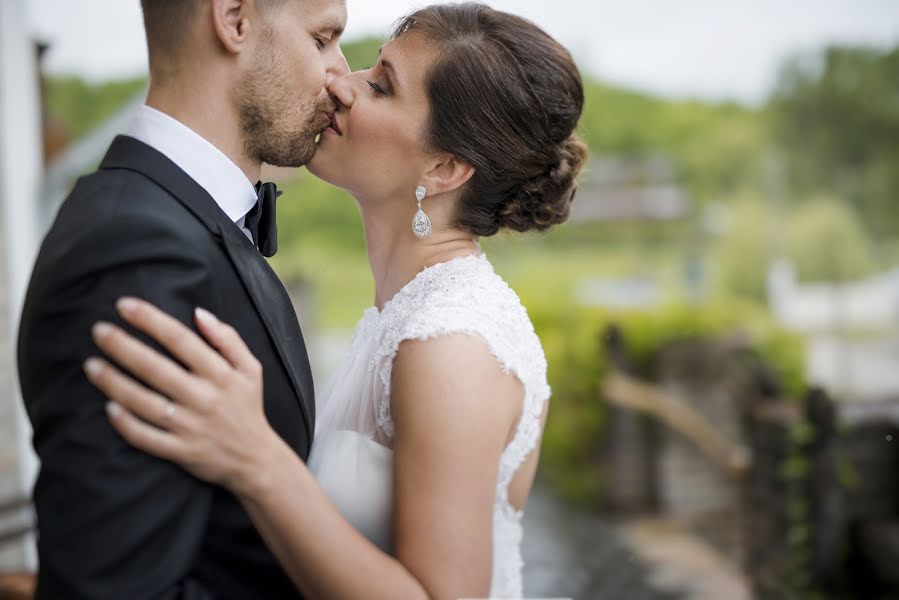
[393,3,588,236]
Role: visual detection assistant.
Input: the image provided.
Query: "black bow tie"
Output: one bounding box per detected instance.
[245,181,281,257]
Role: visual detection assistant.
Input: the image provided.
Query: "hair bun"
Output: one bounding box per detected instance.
[499,134,589,233]
[396,4,588,238]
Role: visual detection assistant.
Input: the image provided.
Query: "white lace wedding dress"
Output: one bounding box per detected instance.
[307,253,550,598]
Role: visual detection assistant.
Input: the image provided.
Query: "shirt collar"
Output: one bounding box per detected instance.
[125,105,258,224]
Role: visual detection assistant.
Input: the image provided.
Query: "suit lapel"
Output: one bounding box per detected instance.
[100,136,234,235]
[99,135,315,443]
[219,228,315,444]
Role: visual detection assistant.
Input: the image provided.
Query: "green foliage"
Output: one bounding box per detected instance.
[340,37,385,71]
[787,197,874,282]
[528,305,607,505]
[579,80,767,203]
[274,171,366,255]
[713,195,876,303]
[771,44,899,237]
[45,76,147,139]
[532,298,805,506]
[712,196,773,301]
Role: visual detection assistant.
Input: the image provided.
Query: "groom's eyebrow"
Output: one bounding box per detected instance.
[322,21,345,36]
[316,15,345,37]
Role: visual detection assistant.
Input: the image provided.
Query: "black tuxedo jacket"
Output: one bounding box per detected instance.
[17,136,314,599]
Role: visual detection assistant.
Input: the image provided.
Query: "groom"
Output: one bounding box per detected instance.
[17,0,348,597]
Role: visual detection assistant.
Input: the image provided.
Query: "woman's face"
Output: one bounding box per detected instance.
[307,32,435,205]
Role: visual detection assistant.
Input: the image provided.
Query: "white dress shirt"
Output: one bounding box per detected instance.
[126,104,258,243]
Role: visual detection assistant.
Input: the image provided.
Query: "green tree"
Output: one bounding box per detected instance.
[46,76,147,139]
[771,44,899,236]
[340,37,384,72]
[787,197,874,283]
[714,196,772,300]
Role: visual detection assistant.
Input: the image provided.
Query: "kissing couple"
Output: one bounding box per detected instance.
[18,1,587,598]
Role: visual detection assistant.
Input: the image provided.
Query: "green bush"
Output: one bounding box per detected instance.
[713,195,775,301]
[532,298,805,507]
[787,197,874,282]
[713,196,876,304]
[46,76,147,140]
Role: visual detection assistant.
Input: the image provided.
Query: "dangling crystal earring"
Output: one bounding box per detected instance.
[412,185,432,238]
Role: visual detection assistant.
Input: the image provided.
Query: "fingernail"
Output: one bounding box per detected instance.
[195,307,218,327]
[92,322,113,340]
[106,402,122,417]
[84,358,103,377]
[116,297,139,315]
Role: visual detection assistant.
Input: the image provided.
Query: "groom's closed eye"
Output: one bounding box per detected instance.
[313,17,345,41]
[313,32,340,51]
[311,16,345,50]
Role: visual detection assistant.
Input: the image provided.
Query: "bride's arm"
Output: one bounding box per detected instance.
[85,298,521,600]
[238,334,519,599]
[391,334,522,594]
[229,434,429,599]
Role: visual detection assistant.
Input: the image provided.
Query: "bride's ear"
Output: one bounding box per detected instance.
[422,155,475,197]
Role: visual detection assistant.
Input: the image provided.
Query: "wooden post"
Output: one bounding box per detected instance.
[742,398,799,598]
[600,325,657,513]
[804,387,845,588]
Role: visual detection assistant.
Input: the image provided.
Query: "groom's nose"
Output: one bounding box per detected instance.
[325,45,351,88]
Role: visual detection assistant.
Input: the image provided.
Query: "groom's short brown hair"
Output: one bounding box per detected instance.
[140,0,287,71]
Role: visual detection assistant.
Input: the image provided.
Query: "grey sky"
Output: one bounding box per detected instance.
[26,0,899,105]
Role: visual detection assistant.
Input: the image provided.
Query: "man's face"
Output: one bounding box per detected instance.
[236,0,349,168]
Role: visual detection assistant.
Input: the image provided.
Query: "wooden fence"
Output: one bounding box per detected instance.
[599,325,899,598]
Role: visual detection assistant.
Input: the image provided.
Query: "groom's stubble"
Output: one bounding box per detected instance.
[236,25,333,168]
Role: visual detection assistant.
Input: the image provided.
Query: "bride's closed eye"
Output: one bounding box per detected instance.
[366,80,388,96]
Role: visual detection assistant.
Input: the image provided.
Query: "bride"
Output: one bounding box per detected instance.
[84,3,586,598]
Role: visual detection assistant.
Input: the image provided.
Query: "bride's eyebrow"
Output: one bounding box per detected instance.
[377,47,400,87]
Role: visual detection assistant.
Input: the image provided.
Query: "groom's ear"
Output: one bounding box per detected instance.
[423,155,475,197]
[211,0,252,53]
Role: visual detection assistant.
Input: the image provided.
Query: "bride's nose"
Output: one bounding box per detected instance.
[328,73,356,110]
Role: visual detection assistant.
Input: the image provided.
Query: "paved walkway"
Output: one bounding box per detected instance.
[620,519,752,600]
[522,484,751,600]
[522,484,683,600]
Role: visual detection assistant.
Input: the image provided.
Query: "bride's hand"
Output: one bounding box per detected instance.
[84,297,282,496]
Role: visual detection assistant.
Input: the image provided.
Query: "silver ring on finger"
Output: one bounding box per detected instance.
[162,400,176,426]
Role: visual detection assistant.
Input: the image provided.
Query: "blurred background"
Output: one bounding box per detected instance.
[1,1,899,598]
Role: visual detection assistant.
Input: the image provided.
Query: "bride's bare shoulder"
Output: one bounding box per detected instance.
[390,334,523,436]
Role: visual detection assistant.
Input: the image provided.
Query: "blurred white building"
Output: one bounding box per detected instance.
[768,259,899,400]
[768,259,899,332]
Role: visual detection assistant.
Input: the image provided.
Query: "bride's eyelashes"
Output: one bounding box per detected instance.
[366,80,388,97]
